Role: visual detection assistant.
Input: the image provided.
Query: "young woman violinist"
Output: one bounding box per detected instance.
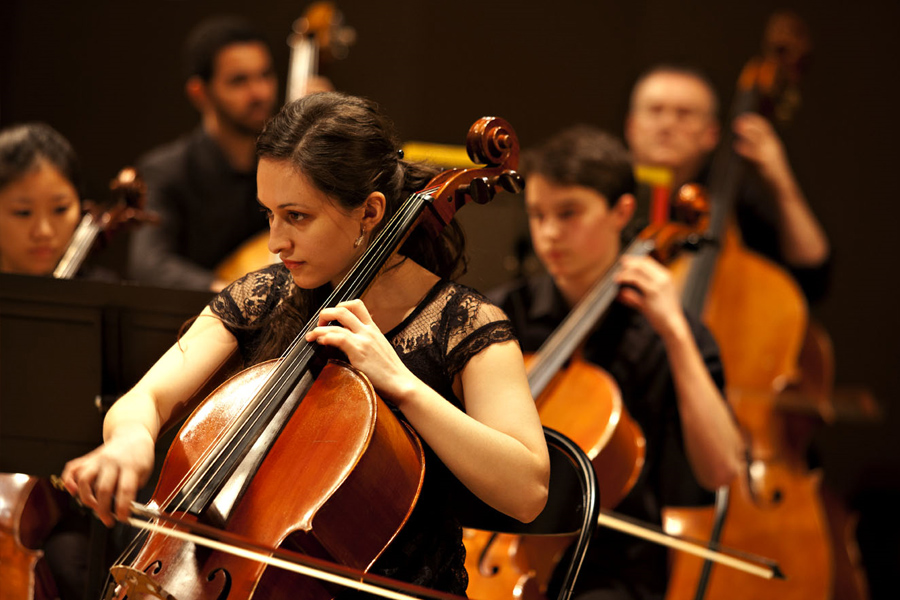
[61,91,550,595]
[0,123,82,276]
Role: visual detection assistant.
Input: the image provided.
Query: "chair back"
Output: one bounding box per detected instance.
[457,427,600,600]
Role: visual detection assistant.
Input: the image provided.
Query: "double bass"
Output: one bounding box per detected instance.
[87,117,525,600]
[663,11,833,600]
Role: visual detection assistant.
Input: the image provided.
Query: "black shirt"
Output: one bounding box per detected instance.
[129,127,268,290]
[491,273,725,600]
[209,265,519,595]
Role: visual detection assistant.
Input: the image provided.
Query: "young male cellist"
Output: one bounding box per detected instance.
[490,125,744,600]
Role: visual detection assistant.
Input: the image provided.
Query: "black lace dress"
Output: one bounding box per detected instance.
[209,264,517,595]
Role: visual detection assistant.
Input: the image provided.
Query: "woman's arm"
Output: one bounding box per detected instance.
[61,307,238,525]
[307,300,550,522]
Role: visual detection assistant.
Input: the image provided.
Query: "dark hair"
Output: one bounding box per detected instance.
[247,91,466,363]
[0,122,82,198]
[183,15,271,82]
[520,125,634,206]
[258,91,466,278]
[630,63,720,119]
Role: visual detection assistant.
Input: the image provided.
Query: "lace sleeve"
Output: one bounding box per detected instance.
[208,264,288,333]
[443,285,518,378]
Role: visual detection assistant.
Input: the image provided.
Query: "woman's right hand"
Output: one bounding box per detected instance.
[61,424,156,527]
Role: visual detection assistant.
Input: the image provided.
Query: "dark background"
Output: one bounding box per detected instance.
[2,0,897,596]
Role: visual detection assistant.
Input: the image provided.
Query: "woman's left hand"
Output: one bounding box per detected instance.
[305,299,416,405]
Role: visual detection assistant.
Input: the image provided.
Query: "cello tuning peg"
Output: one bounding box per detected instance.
[496,171,525,194]
[461,177,493,205]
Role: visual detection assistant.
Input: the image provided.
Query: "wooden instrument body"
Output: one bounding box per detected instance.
[113,360,424,600]
[664,226,834,600]
[0,474,66,600]
[465,358,645,600]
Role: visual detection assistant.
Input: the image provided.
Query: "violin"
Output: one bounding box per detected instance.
[95,117,524,600]
[664,10,834,600]
[53,166,154,279]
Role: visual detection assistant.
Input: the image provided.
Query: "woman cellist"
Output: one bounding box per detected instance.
[490,126,744,600]
[60,91,550,597]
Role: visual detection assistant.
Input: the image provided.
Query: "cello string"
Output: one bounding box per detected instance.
[168,188,433,517]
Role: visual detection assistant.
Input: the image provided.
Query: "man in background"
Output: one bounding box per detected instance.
[129,15,278,291]
[625,65,830,301]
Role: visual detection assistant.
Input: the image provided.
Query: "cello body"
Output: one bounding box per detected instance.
[0,474,66,600]
[110,360,425,600]
[464,358,643,600]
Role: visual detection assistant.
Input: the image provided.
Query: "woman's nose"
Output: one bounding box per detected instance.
[31,214,54,240]
[267,218,289,255]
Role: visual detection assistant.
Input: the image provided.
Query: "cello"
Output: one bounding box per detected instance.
[0,474,67,600]
[663,10,832,600]
[53,166,154,279]
[465,185,783,599]
[83,116,525,600]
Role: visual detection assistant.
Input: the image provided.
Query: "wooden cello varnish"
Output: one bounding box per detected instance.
[662,11,833,600]
[0,474,67,600]
[104,116,524,600]
[464,187,713,600]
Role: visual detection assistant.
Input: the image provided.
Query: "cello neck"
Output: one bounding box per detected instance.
[286,35,318,103]
[53,213,101,279]
[168,116,522,519]
[680,68,765,318]
[528,237,656,398]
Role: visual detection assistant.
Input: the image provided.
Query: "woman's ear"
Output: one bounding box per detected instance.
[361,192,386,232]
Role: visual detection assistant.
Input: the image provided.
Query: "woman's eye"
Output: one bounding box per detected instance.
[287,211,306,222]
[53,205,73,215]
[12,210,32,218]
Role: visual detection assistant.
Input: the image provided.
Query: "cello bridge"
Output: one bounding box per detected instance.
[107,565,177,600]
